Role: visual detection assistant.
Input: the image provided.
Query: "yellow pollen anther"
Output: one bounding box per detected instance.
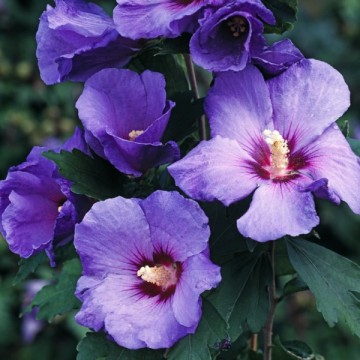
[227,16,248,37]
[128,130,144,141]
[263,129,290,176]
[137,264,177,288]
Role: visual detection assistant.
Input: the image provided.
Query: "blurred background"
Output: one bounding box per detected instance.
[0,0,360,358]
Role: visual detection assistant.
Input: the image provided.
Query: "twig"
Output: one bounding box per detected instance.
[263,241,278,360]
[183,53,207,141]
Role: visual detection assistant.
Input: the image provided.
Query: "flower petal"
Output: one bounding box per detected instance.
[114,0,205,39]
[302,127,360,214]
[168,136,261,206]
[237,181,319,241]
[172,252,221,327]
[205,65,273,148]
[140,191,210,261]
[74,197,154,276]
[76,69,167,139]
[76,274,194,349]
[267,58,350,151]
[2,192,59,257]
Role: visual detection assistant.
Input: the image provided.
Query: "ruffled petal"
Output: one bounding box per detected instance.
[302,127,360,214]
[267,59,350,152]
[76,274,194,349]
[2,192,59,257]
[74,197,154,276]
[237,180,319,242]
[205,65,273,148]
[102,136,180,176]
[114,0,205,39]
[76,69,167,140]
[139,191,210,261]
[168,136,261,206]
[172,252,221,327]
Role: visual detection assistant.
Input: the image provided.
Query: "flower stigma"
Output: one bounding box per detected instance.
[227,16,248,37]
[137,264,178,290]
[263,129,290,178]
[128,130,144,141]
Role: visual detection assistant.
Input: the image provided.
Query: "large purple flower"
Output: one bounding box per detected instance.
[76,68,180,176]
[74,191,221,349]
[114,0,225,40]
[0,128,90,259]
[36,0,140,84]
[169,59,360,242]
[190,0,276,72]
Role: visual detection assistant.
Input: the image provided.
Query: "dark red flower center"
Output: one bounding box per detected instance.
[135,250,182,302]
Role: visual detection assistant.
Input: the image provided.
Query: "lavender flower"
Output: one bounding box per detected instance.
[114,0,225,40]
[76,68,180,176]
[169,59,360,242]
[190,0,276,72]
[36,0,140,84]
[22,280,49,344]
[74,191,221,349]
[0,128,90,260]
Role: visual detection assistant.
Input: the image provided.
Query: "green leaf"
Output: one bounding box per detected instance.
[208,248,271,339]
[275,238,296,276]
[157,34,191,55]
[338,119,349,137]
[168,298,228,360]
[347,137,360,156]
[77,332,164,360]
[272,336,315,360]
[130,51,188,97]
[162,91,204,143]
[281,276,308,299]
[203,202,249,265]
[263,0,298,34]
[287,238,360,337]
[31,258,82,321]
[43,149,126,200]
[13,251,47,285]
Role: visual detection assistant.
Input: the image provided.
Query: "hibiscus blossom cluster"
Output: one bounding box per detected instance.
[1,0,360,354]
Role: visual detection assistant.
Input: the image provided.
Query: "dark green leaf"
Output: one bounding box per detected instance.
[168,298,228,360]
[287,238,360,337]
[43,149,126,200]
[347,137,360,156]
[275,238,296,276]
[130,51,188,96]
[13,251,47,285]
[162,91,204,143]
[77,332,164,360]
[31,258,82,321]
[263,0,298,34]
[281,276,308,299]
[203,202,250,265]
[338,119,349,137]
[208,248,271,339]
[157,34,191,55]
[272,336,315,360]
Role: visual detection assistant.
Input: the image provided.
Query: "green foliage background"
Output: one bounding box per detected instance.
[1,0,360,359]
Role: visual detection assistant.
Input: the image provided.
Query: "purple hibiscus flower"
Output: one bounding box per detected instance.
[0,128,90,260]
[190,0,277,72]
[76,68,180,176]
[36,0,140,84]
[22,280,49,344]
[74,191,221,349]
[114,0,225,40]
[169,59,360,242]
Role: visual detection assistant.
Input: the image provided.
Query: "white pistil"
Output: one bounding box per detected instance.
[263,129,290,178]
[227,16,247,37]
[137,264,177,288]
[57,205,63,213]
[128,130,144,141]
